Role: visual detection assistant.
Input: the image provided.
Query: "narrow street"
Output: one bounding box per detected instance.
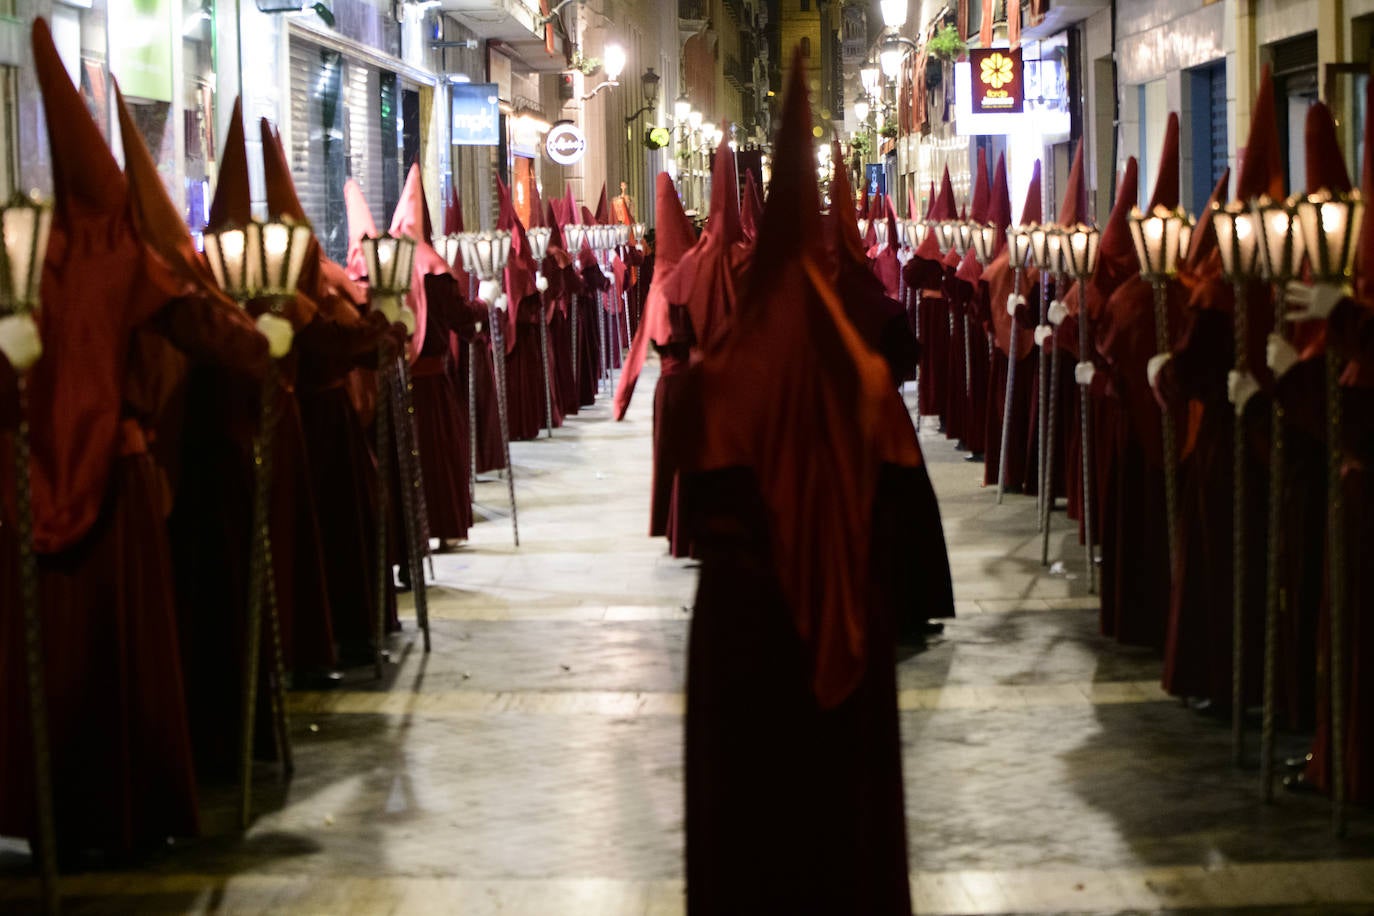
[2,361,1373,915]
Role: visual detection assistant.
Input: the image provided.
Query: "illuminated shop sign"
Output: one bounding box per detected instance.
[544,120,587,166]
[451,83,500,146]
[970,48,1023,114]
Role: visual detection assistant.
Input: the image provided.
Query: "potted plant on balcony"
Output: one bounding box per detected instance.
[926,24,965,88]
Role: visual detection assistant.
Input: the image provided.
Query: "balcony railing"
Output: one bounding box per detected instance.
[725,54,753,91]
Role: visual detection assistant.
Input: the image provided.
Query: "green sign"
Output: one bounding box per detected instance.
[109,0,172,102]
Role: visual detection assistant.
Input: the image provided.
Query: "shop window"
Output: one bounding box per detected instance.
[801,36,811,58]
[1187,60,1226,216]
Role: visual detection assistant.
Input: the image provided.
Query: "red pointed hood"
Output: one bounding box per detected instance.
[260,119,306,222]
[615,172,700,418]
[34,17,126,216]
[1086,157,1141,321]
[1019,159,1043,225]
[1058,140,1088,226]
[594,184,610,224]
[988,153,1012,257]
[207,97,251,229]
[491,171,537,350]
[742,168,764,241]
[828,141,867,269]
[686,50,922,709]
[934,166,957,220]
[345,179,378,283]
[389,163,451,358]
[969,147,991,222]
[565,186,580,225]
[529,181,545,228]
[955,148,991,283]
[116,81,214,290]
[1146,112,1181,210]
[925,182,936,218]
[1237,67,1283,202]
[707,128,742,243]
[1305,101,1352,194]
[1183,167,1230,271]
[444,186,464,234]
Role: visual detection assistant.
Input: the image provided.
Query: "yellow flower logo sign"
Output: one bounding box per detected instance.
[980,52,1014,89]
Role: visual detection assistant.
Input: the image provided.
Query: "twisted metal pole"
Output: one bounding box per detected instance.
[1326,344,1348,836]
[1261,281,1287,800]
[1037,271,1051,528]
[241,361,284,827]
[996,269,1024,504]
[488,300,520,547]
[1041,281,1065,567]
[912,288,923,432]
[14,379,59,914]
[392,357,431,653]
[257,373,293,778]
[373,345,393,680]
[538,292,554,438]
[570,294,580,407]
[1078,303,1096,594]
[1230,280,1249,770]
[1151,280,1181,579]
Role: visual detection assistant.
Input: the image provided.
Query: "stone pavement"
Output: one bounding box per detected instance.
[2,360,1374,914]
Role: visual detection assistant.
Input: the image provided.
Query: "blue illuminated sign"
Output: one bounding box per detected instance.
[451,82,500,146]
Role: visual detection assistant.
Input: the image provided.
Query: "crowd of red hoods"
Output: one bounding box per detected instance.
[3,15,1374,910]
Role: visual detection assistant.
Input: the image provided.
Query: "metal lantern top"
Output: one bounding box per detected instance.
[615,224,630,247]
[0,191,54,314]
[1007,224,1034,270]
[857,217,869,240]
[632,222,646,244]
[438,232,471,271]
[952,221,973,257]
[1210,201,1262,282]
[359,232,418,296]
[893,218,909,249]
[970,221,998,265]
[460,230,512,282]
[565,223,589,252]
[205,223,262,301]
[258,219,315,298]
[1062,224,1101,279]
[1128,204,1193,280]
[1251,195,1306,283]
[1296,188,1364,283]
[936,220,958,255]
[526,226,552,263]
[1027,223,1060,272]
[907,219,925,247]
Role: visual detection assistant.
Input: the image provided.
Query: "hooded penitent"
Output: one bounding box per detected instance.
[496,174,538,353]
[658,128,748,355]
[614,173,699,419]
[390,163,454,362]
[986,158,1042,362]
[681,51,923,711]
[742,169,764,241]
[954,147,991,285]
[345,179,379,285]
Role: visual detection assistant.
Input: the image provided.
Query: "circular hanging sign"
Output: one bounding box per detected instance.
[545,121,587,166]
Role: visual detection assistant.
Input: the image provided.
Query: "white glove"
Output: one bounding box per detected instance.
[1146,353,1172,389]
[1285,280,1349,322]
[255,312,294,359]
[1006,293,1025,316]
[0,313,42,374]
[535,274,550,293]
[495,294,508,312]
[1267,333,1299,379]
[1074,361,1095,387]
[474,320,484,334]
[398,306,417,337]
[1034,324,1053,347]
[1227,370,1259,415]
[1047,300,1069,326]
[477,279,502,305]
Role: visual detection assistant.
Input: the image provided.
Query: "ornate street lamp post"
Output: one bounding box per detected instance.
[206,215,313,827]
[1128,203,1193,579]
[1294,188,1363,836]
[997,223,1034,504]
[1029,224,1067,559]
[1211,200,1263,772]
[0,192,58,916]
[1063,224,1102,594]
